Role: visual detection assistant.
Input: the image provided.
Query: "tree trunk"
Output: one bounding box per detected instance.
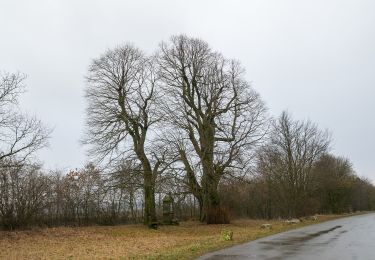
[142,166,157,227]
[201,167,228,224]
[129,189,136,223]
[200,125,228,224]
[135,141,157,228]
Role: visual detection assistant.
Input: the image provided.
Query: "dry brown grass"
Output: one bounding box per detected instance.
[0,214,357,260]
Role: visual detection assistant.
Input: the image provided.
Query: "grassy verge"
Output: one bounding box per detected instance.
[0,213,366,260]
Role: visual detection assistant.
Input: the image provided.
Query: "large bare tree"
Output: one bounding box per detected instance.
[84,45,167,226]
[257,111,331,217]
[0,71,50,166]
[157,35,268,223]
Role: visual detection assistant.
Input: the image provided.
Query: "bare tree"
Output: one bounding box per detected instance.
[84,44,168,226]
[312,154,355,214]
[0,163,48,229]
[110,159,144,223]
[0,71,50,166]
[157,35,268,223]
[258,111,331,217]
[0,72,51,228]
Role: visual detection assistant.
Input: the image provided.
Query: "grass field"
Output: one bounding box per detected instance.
[0,214,357,259]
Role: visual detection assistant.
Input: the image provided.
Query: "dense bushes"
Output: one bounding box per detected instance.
[219,154,375,219]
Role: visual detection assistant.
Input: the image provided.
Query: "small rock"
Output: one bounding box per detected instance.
[261,224,272,229]
[285,218,300,224]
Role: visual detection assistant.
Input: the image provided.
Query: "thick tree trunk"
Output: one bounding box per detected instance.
[199,125,229,224]
[143,170,156,226]
[127,143,156,223]
[135,142,157,228]
[202,174,228,224]
[201,162,228,224]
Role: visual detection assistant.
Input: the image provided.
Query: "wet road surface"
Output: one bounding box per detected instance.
[198,213,375,260]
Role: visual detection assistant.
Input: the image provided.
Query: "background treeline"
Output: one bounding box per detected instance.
[221,154,375,219]
[1,35,375,230]
[1,153,374,230]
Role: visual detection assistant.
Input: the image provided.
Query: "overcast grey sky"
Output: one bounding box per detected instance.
[1,0,374,180]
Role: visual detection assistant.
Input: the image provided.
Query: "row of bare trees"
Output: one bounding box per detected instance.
[220,113,375,218]
[1,150,373,230]
[0,160,201,230]
[221,154,375,219]
[1,35,375,230]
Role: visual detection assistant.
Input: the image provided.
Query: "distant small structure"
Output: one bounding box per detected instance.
[162,193,178,225]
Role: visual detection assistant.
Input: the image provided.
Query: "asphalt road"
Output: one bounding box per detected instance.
[198,213,375,260]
